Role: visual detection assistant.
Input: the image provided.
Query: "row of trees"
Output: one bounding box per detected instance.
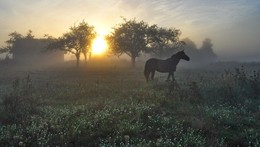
[1,18,216,67]
[0,21,97,67]
[0,18,185,67]
[47,18,184,67]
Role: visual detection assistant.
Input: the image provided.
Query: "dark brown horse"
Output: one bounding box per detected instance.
[144,50,190,81]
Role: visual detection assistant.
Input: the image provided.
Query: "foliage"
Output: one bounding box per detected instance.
[106,18,149,67]
[47,20,96,67]
[1,75,39,124]
[0,31,22,55]
[147,25,182,58]
[182,37,218,64]
[0,30,36,55]
[199,38,217,61]
[106,18,182,67]
[24,30,34,39]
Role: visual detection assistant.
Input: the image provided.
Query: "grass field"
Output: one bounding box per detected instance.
[0,61,259,146]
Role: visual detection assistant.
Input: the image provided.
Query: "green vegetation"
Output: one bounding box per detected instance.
[0,63,259,146]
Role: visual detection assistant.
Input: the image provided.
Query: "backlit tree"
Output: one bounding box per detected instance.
[47,21,96,67]
[106,18,182,67]
[106,18,148,67]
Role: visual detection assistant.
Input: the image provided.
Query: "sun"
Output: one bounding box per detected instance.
[91,35,107,55]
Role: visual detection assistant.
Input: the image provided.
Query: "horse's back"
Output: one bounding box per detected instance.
[146,58,176,73]
[146,58,158,62]
[144,58,158,71]
[156,60,173,72]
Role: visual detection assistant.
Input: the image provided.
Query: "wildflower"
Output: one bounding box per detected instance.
[156,138,162,146]
[124,135,130,145]
[18,141,24,146]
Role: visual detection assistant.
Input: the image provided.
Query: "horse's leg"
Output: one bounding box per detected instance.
[146,71,150,81]
[151,71,155,80]
[171,72,175,81]
[166,72,172,81]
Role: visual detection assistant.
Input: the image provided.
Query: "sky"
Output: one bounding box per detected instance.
[0,0,260,61]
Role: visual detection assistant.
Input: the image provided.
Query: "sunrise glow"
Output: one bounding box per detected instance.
[91,35,107,55]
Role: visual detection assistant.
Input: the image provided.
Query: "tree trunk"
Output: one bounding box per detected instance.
[76,54,80,67]
[131,56,136,68]
[89,52,92,62]
[83,52,87,64]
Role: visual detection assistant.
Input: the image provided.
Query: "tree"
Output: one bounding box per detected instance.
[0,30,37,55]
[200,38,217,61]
[182,38,197,50]
[0,47,9,54]
[69,21,96,64]
[77,23,96,63]
[106,18,183,66]
[47,21,96,67]
[25,30,34,39]
[181,37,218,64]
[147,25,182,58]
[106,18,149,67]
[0,31,23,55]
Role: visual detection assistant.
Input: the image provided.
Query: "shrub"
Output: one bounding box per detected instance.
[1,75,38,123]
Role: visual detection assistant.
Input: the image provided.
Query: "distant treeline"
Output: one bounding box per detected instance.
[0,18,218,67]
[181,38,217,65]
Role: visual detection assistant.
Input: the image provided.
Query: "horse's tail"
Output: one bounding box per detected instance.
[144,61,149,82]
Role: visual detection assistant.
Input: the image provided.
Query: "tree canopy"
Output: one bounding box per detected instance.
[182,37,218,64]
[147,25,182,58]
[0,30,37,56]
[47,21,96,67]
[106,18,182,67]
[200,38,217,62]
[0,31,22,55]
[106,18,148,67]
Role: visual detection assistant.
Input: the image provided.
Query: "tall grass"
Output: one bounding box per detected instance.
[0,65,259,146]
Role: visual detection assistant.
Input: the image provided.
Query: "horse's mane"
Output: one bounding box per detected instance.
[171,50,184,58]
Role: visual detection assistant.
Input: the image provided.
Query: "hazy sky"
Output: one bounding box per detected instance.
[1,0,260,61]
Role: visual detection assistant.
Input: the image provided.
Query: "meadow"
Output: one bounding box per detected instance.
[0,61,259,146]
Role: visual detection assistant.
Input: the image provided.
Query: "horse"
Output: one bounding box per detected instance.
[144,50,190,82]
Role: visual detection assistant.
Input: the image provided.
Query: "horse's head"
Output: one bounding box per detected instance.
[172,50,190,61]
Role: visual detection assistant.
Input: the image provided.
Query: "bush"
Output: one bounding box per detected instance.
[1,75,39,123]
